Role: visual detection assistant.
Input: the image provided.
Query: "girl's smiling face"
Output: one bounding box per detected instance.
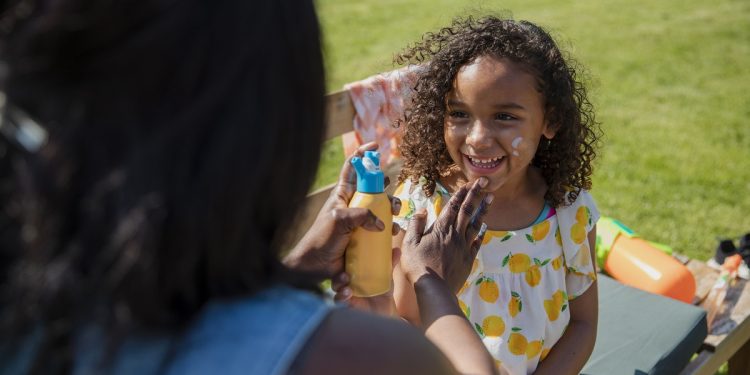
[444,55,556,193]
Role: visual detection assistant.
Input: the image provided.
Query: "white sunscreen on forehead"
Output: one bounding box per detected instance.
[511,136,523,156]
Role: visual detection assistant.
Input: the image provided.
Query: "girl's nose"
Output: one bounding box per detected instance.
[466,120,493,149]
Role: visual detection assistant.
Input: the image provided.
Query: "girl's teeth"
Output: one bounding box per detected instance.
[469,156,502,168]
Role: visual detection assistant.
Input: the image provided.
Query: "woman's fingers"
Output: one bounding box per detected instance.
[331,272,350,291]
[455,177,488,233]
[331,207,384,233]
[332,272,352,302]
[334,288,352,302]
[434,184,469,234]
[335,142,378,199]
[390,196,402,216]
[465,193,493,243]
[470,223,489,258]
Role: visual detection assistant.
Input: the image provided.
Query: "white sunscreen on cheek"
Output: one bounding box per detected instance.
[511,136,523,157]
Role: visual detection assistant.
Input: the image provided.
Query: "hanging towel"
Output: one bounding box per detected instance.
[342,65,420,167]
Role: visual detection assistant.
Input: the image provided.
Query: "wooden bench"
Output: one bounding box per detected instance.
[680,258,750,375]
[295,87,750,374]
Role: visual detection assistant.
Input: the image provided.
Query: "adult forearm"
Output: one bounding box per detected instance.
[414,274,498,375]
[533,320,596,375]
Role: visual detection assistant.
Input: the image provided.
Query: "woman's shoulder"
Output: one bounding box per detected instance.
[69,287,334,375]
[165,286,332,374]
[292,307,455,375]
[193,286,329,332]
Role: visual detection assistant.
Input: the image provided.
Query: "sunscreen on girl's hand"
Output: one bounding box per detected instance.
[346,151,392,297]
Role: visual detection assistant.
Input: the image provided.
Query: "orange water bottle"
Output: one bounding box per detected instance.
[345,151,392,297]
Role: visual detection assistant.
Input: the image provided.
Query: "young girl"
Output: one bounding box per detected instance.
[392,16,601,374]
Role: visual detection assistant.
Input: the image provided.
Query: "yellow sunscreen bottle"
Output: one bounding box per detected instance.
[346,151,392,297]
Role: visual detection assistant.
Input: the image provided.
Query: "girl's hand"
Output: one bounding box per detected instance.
[399,177,493,293]
[284,142,401,277]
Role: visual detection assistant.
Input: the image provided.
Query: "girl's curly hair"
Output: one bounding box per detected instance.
[395,15,600,207]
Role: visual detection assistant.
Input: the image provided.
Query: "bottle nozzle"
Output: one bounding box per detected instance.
[351,151,384,193]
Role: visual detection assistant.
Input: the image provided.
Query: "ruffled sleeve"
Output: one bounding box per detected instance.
[555,190,600,299]
[392,178,448,232]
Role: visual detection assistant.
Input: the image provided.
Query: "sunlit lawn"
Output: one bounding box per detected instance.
[314,0,750,262]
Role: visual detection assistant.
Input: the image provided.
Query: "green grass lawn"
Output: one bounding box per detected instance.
[314,0,750,262]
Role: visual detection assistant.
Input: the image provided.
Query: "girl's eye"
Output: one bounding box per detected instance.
[448,111,469,119]
[496,113,517,121]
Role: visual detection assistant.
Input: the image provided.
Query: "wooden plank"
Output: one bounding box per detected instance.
[687,259,750,349]
[681,259,750,374]
[703,278,750,348]
[282,90,355,249]
[728,338,750,375]
[283,183,336,251]
[324,90,355,141]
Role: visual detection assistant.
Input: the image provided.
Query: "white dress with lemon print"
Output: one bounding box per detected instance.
[393,179,599,375]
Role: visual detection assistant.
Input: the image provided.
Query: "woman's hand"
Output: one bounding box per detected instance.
[283,142,401,277]
[334,176,493,314]
[392,177,497,375]
[400,177,493,293]
[331,270,398,315]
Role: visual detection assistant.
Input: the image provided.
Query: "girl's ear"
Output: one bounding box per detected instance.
[542,120,558,140]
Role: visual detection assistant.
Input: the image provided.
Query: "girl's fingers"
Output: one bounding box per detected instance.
[404,209,428,246]
[392,222,401,236]
[455,177,487,233]
[391,247,402,269]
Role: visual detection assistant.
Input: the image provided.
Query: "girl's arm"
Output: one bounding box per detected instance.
[412,270,496,374]
[533,227,598,375]
[392,230,422,325]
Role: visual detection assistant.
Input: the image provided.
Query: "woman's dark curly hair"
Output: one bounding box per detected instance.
[396,15,600,207]
[0,0,325,372]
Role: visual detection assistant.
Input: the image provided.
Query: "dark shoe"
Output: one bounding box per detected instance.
[737,233,750,278]
[739,233,750,252]
[708,238,750,279]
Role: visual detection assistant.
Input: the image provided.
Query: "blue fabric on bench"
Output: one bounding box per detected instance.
[582,275,707,375]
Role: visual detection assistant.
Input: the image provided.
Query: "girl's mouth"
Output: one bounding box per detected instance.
[464,154,504,173]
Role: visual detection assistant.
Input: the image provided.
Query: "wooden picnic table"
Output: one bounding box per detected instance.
[680,257,750,375]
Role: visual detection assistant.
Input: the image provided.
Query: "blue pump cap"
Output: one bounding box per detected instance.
[351,151,384,193]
